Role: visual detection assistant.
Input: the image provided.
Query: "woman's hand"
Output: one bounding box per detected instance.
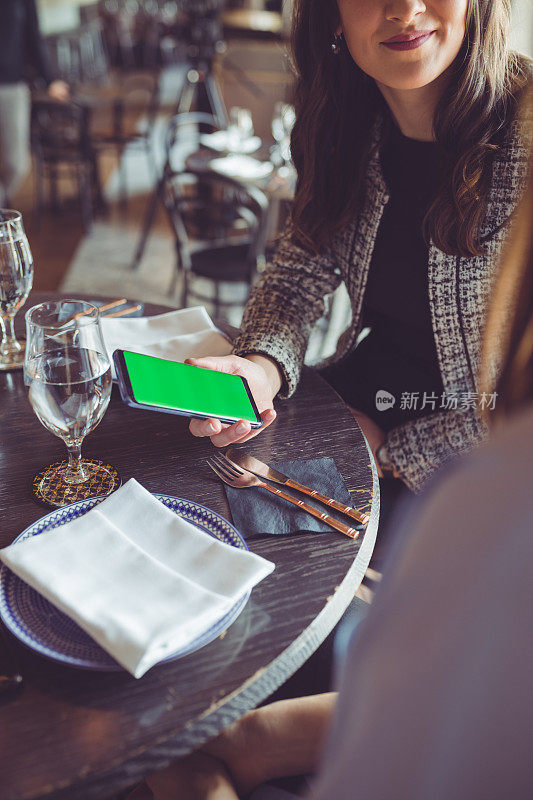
[129,695,336,800]
[187,354,281,447]
[145,752,239,800]
[202,695,337,794]
[47,80,70,103]
[348,408,386,478]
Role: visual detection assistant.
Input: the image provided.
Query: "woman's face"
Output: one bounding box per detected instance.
[336,0,469,91]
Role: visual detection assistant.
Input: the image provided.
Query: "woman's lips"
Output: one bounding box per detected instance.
[381,31,435,51]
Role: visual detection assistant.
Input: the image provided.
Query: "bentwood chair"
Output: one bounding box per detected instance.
[31,101,101,233]
[162,169,269,317]
[45,21,109,88]
[130,112,220,269]
[89,73,160,209]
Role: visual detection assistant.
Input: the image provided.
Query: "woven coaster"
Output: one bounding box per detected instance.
[31,458,121,508]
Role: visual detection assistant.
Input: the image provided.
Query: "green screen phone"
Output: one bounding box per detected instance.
[113,350,262,427]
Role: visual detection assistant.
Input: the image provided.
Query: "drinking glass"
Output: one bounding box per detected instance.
[227,107,254,152]
[24,300,118,507]
[271,102,295,170]
[0,210,34,371]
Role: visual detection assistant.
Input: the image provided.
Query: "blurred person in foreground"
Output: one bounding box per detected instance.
[128,117,533,800]
[0,0,69,206]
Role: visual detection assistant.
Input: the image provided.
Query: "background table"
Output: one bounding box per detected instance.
[0,292,378,800]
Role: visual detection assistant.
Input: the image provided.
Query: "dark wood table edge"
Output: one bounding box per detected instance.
[39,451,380,800]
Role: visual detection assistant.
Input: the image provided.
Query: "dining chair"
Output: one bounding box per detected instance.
[45,21,109,88]
[97,0,138,70]
[96,0,177,70]
[162,169,269,317]
[130,111,220,269]
[31,101,102,233]
[89,73,161,209]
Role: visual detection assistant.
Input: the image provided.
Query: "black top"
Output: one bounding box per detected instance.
[322,124,445,431]
[0,0,53,86]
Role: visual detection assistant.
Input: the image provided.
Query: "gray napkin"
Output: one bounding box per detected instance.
[224,457,359,537]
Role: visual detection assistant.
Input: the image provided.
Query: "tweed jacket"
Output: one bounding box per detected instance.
[232,119,530,492]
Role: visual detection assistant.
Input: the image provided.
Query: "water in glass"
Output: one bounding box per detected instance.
[26,348,112,444]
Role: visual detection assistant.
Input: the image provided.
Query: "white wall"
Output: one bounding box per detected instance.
[510,0,533,56]
[37,0,92,34]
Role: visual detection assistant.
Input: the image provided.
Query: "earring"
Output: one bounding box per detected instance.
[331,33,343,55]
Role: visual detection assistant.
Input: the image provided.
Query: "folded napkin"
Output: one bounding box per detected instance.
[210,155,274,181]
[100,306,232,378]
[200,131,262,154]
[224,457,360,537]
[0,480,274,678]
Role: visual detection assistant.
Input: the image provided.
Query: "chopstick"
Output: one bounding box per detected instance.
[103,304,142,319]
[72,298,128,320]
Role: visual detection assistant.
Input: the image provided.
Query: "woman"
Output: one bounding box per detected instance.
[129,101,533,800]
[187,0,530,505]
[0,0,69,206]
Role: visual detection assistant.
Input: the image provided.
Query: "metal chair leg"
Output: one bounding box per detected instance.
[78,163,93,233]
[168,247,180,297]
[213,280,221,318]
[129,176,164,270]
[49,163,59,211]
[33,155,45,234]
[90,152,108,216]
[118,145,128,213]
[180,270,189,310]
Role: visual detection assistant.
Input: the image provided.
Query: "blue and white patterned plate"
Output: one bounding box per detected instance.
[0,495,250,671]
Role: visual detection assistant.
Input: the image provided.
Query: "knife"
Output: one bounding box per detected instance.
[226,448,370,526]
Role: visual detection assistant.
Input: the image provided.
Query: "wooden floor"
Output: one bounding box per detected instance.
[16,150,172,293]
[15,42,295,294]
[17,172,85,292]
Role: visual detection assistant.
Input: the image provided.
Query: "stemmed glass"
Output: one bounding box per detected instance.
[0,210,34,371]
[24,300,119,507]
[227,107,254,152]
[271,102,296,175]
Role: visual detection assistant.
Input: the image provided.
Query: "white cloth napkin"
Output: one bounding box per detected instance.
[0,480,274,678]
[210,155,274,181]
[200,131,262,154]
[100,307,232,378]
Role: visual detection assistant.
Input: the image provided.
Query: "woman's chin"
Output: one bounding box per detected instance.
[373,66,448,93]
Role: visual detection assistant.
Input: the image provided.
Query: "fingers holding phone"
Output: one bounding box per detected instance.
[114,351,267,430]
[192,408,277,447]
[186,354,281,446]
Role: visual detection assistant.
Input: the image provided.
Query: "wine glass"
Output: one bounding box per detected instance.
[24,300,119,507]
[0,210,34,371]
[227,107,254,152]
[271,102,295,173]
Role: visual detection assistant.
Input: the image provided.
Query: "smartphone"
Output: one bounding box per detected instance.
[113,349,262,428]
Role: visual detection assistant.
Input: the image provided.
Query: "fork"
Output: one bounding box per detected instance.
[207,454,359,540]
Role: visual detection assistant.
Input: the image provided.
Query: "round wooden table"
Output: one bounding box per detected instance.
[0,292,378,800]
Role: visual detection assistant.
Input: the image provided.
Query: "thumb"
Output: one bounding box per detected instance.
[185,356,240,374]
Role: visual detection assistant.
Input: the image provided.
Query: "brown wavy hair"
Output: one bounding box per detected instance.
[290,0,530,256]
